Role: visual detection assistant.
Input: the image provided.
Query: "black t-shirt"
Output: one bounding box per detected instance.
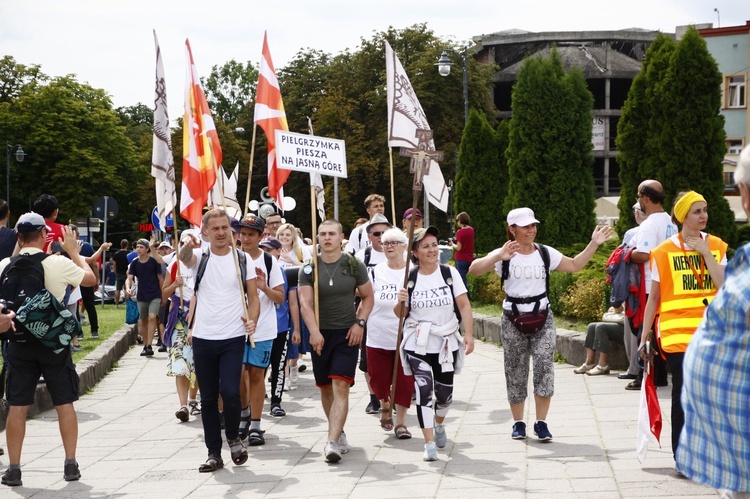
[128,256,163,302]
[0,227,16,261]
[113,249,130,275]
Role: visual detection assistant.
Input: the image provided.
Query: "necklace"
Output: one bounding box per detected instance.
[321,256,343,286]
[678,232,708,306]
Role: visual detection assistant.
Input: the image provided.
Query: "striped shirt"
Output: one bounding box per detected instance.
[676,243,750,492]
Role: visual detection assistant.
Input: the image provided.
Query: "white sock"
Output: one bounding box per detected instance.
[250,419,261,431]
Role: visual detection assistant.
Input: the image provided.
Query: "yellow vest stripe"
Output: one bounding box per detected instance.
[660,333,695,350]
[660,317,704,332]
[659,296,714,313]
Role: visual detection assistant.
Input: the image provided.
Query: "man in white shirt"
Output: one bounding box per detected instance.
[179,209,260,473]
[345,194,386,254]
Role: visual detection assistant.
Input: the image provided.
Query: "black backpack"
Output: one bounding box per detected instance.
[0,252,49,342]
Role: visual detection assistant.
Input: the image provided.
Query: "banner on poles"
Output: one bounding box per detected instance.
[275,130,347,178]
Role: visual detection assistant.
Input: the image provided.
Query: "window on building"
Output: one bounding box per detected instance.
[727,138,744,155]
[726,75,746,109]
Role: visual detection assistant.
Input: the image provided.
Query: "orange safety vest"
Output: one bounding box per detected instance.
[651,234,727,353]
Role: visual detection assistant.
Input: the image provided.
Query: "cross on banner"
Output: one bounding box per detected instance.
[399,129,443,190]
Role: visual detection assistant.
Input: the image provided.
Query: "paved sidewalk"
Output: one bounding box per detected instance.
[1,340,716,498]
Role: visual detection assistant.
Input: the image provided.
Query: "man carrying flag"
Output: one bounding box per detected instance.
[181,39,219,227]
[255,32,290,210]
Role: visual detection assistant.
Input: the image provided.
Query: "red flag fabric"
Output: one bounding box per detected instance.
[180,39,220,227]
[636,365,662,463]
[254,32,290,209]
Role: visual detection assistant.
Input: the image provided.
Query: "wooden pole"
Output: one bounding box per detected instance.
[310,182,320,326]
[243,123,258,216]
[389,148,396,224]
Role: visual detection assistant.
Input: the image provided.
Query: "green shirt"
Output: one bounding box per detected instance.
[298,254,368,330]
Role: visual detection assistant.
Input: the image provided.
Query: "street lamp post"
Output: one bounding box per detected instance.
[6,143,26,207]
[437,48,469,237]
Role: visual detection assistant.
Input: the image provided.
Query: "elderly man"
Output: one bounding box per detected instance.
[0,214,96,487]
[676,145,750,497]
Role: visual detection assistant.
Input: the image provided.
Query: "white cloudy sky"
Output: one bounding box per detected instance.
[1,0,747,121]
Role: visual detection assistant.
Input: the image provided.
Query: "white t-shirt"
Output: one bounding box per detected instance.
[622,226,639,248]
[68,285,82,307]
[367,262,408,350]
[635,212,678,290]
[494,245,563,313]
[251,251,285,342]
[278,245,312,269]
[191,248,257,340]
[355,246,386,279]
[402,265,467,353]
[345,224,370,254]
[651,232,727,283]
[166,259,196,302]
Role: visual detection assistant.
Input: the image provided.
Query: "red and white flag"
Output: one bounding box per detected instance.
[151,31,176,230]
[254,32,290,210]
[180,39,220,227]
[385,41,448,212]
[636,365,662,463]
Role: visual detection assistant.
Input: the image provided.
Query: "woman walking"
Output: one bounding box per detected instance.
[395,226,474,461]
[470,208,612,441]
[638,191,727,459]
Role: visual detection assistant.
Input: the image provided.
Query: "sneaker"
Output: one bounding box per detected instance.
[365,401,380,414]
[270,404,286,417]
[284,378,292,391]
[91,331,99,339]
[298,364,307,372]
[587,365,610,376]
[63,462,81,481]
[337,431,349,454]
[158,344,167,353]
[434,424,447,448]
[533,421,553,441]
[1,468,22,486]
[189,402,201,415]
[511,422,527,440]
[423,441,438,461]
[140,346,149,357]
[573,362,596,374]
[145,345,154,356]
[175,406,189,422]
[290,366,299,384]
[77,332,84,340]
[247,429,265,446]
[324,440,341,463]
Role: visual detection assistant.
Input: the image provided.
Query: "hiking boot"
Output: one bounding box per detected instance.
[533,421,553,441]
[423,441,438,461]
[511,422,527,440]
[587,365,610,376]
[63,462,81,481]
[1,468,21,486]
[434,423,447,448]
[324,440,341,463]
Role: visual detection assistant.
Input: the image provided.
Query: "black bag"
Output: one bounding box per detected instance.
[505,308,549,335]
[0,252,49,342]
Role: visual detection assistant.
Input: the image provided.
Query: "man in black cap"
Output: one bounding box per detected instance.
[0,213,96,486]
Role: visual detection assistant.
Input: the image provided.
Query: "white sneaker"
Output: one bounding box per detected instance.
[290,365,299,384]
[337,431,349,454]
[423,441,438,461]
[434,424,447,448]
[324,440,341,463]
[284,378,292,391]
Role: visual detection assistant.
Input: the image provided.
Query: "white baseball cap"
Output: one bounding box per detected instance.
[506,207,540,227]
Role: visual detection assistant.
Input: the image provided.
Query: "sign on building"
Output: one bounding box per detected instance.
[592,117,605,151]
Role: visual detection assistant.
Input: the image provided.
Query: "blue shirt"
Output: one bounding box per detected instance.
[275,263,290,333]
[676,243,750,492]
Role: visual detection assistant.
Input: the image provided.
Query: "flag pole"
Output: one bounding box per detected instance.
[243,123,258,216]
[209,143,256,348]
[309,178,320,326]
[389,148,396,224]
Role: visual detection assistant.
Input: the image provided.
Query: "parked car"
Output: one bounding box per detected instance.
[94,284,116,304]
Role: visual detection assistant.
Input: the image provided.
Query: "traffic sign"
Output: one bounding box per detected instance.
[93,197,118,221]
[151,207,174,232]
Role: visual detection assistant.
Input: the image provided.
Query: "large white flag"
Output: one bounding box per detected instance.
[308,117,326,222]
[151,30,176,229]
[208,161,242,219]
[385,41,449,212]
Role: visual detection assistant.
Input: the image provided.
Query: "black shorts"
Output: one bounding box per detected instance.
[6,341,80,406]
[311,328,358,387]
[115,274,127,291]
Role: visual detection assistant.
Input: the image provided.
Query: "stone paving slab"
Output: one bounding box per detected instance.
[0,338,717,498]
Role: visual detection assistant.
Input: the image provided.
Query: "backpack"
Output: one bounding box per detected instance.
[193,248,251,294]
[500,243,551,316]
[0,253,49,341]
[406,264,462,323]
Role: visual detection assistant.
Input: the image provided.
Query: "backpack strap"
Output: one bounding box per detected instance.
[503,243,551,315]
[192,250,211,294]
[364,247,372,267]
[263,251,273,286]
[439,264,462,323]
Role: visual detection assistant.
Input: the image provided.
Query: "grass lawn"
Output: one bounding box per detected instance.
[71,305,130,364]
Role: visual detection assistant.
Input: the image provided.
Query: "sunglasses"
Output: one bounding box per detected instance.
[369,231,385,237]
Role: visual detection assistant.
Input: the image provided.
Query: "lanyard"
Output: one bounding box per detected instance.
[678,232,708,306]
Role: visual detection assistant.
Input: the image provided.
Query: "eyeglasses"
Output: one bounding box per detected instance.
[267,220,281,226]
[382,241,404,247]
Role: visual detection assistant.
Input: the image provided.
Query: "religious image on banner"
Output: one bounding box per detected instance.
[385,41,448,212]
[151,30,176,230]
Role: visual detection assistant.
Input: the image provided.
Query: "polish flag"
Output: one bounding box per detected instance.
[254,32,290,209]
[636,366,662,463]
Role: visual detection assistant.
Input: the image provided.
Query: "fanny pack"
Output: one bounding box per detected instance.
[505,292,548,335]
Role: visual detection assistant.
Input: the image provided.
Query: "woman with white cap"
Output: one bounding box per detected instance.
[638,191,727,459]
[470,207,612,441]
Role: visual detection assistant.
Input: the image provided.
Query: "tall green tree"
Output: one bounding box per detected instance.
[0,56,46,103]
[615,34,676,237]
[203,60,258,126]
[505,50,596,247]
[454,110,506,253]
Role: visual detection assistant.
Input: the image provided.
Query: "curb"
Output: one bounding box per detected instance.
[0,324,137,430]
[473,313,628,370]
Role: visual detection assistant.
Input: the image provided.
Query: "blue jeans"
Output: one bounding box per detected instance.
[192,336,245,457]
[455,260,471,298]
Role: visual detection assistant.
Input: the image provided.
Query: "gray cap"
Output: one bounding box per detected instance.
[16,212,51,233]
[367,213,391,232]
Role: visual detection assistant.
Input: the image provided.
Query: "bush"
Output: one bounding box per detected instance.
[560,276,608,323]
[467,270,504,305]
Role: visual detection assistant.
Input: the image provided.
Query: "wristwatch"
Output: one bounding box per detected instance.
[355,318,366,328]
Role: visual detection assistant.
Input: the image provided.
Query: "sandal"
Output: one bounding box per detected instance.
[198,455,224,473]
[228,438,248,466]
[394,424,412,440]
[379,408,394,432]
